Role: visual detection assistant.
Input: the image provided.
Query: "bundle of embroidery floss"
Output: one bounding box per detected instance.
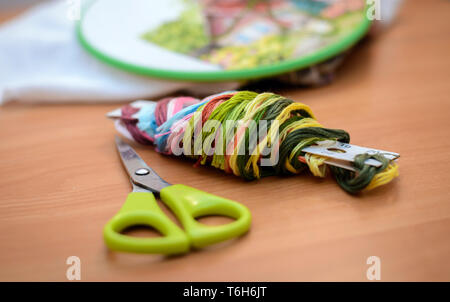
[111,91,399,194]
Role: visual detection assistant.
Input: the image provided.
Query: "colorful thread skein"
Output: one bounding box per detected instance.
[117,91,399,194]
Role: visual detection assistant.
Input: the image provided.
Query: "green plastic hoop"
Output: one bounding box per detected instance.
[77,0,372,82]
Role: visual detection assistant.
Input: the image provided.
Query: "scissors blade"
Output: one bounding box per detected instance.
[115,136,171,193]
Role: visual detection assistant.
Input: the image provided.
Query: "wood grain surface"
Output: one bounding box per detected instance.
[0,0,449,281]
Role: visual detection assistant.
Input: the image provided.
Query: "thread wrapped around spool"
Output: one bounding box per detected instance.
[112,91,399,194]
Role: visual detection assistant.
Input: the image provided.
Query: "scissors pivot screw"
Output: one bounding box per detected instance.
[135,168,150,176]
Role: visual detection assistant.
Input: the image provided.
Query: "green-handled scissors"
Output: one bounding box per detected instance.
[103,136,251,255]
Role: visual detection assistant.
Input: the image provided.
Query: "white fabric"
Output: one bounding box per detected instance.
[0,0,238,104]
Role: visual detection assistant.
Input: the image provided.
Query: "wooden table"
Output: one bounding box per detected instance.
[1,0,449,281]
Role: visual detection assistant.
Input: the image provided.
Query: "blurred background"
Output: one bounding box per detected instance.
[0,0,45,9]
[1,0,405,104]
[0,0,47,19]
[1,0,44,6]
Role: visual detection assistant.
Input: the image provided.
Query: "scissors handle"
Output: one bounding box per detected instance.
[103,192,190,254]
[160,184,252,248]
